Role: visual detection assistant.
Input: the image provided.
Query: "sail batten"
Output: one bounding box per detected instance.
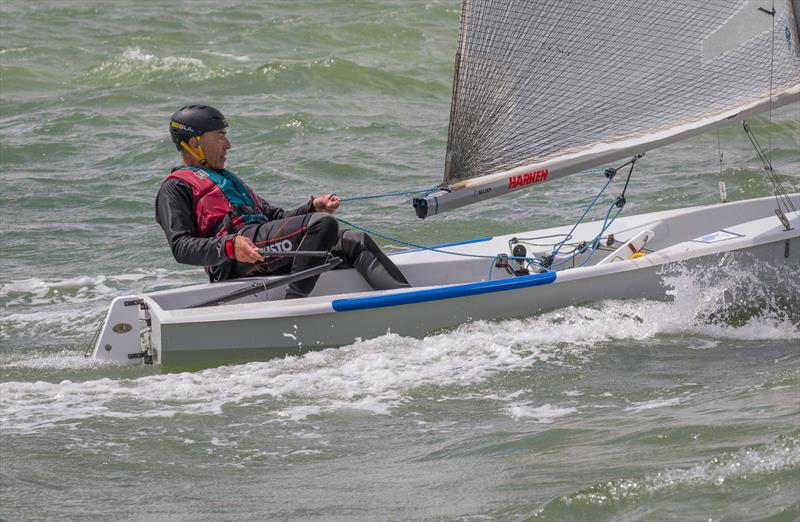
[433,0,800,210]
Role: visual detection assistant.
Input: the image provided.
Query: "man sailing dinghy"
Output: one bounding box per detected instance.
[92,0,799,366]
[157,104,410,298]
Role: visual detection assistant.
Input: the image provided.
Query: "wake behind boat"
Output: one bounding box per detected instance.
[91,0,800,366]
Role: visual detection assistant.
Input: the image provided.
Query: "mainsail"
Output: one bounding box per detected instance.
[414,0,800,218]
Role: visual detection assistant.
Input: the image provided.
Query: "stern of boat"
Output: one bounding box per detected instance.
[90,295,153,364]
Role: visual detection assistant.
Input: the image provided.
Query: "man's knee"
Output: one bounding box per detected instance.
[341,229,375,252]
[341,229,364,244]
[307,213,339,244]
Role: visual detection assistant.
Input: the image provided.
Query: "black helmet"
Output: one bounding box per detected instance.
[169,104,228,150]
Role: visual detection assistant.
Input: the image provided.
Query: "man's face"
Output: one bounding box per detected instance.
[196,129,231,170]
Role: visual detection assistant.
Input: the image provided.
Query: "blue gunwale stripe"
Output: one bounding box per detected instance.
[332,271,556,312]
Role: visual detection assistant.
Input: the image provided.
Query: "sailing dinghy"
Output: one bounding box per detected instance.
[92,0,800,366]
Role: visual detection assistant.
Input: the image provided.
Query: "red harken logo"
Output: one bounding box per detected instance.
[508,169,548,189]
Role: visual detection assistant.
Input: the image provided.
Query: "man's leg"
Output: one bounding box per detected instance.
[227,216,408,297]
[229,213,339,299]
[333,229,411,291]
[284,214,339,299]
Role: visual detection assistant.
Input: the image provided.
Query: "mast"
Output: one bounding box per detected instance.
[443,0,470,183]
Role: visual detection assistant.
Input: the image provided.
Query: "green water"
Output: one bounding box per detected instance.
[1,1,799,520]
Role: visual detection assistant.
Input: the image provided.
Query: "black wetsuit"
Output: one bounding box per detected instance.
[156,177,410,298]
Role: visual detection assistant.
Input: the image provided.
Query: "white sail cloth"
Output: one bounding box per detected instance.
[419,0,800,217]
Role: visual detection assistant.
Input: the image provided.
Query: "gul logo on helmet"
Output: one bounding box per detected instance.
[171,121,197,133]
[508,169,548,189]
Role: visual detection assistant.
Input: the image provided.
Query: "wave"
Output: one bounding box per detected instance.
[0,269,202,341]
[530,435,800,518]
[2,249,797,433]
[1,290,797,435]
[0,46,29,55]
[0,314,601,434]
[80,47,228,84]
[78,46,445,97]
[659,252,800,334]
[0,269,200,300]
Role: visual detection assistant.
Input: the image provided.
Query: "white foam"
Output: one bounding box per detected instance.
[277,405,323,422]
[2,352,112,370]
[0,269,203,339]
[657,256,800,340]
[624,397,683,412]
[507,402,577,422]
[121,46,204,68]
[3,259,798,432]
[0,308,103,341]
[0,278,51,298]
[209,437,238,447]
[84,47,228,82]
[0,270,193,302]
[0,318,598,434]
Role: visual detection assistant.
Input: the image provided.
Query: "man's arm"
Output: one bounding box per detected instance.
[156,179,236,266]
[258,196,316,221]
[258,194,340,220]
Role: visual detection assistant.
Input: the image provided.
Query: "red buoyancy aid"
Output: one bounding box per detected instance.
[165,167,266,237]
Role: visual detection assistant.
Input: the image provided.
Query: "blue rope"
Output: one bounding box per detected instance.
[550,175,614,258]
[333,164,625,277]
[549,201,623,269]
[488,255,546,280]
[334,216,497,261]
[339,185,441,202]
[337,188,624,276]
[577,205,624,268]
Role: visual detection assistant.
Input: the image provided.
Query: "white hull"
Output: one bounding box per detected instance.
[92,195,800,366]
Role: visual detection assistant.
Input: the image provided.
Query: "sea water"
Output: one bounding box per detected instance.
[1,1,799,520]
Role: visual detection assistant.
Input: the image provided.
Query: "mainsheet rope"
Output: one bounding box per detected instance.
[338,186,441,202]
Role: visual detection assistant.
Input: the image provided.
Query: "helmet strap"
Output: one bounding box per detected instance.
[180,139,208,167]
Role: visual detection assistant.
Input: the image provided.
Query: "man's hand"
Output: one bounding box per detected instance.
[233,235,264,263]
[313,194,341,214]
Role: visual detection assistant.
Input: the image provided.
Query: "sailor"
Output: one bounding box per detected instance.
[156,104,410,298]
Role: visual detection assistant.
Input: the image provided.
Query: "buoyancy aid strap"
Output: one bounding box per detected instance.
[197,168,267,222]
[216,208,265,237]
[219,169,264,213]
